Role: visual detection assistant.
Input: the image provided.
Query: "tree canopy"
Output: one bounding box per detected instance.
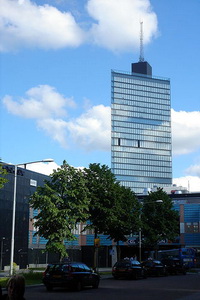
[106,184,140,243]
[84,163,140,242]
[30,162,141,259]
[30,160,90,258]
[141,188,180,247]
[83,163,118,237]
[30,161,179,260]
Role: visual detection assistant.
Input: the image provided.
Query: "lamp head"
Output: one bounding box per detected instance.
[42,159,54,163]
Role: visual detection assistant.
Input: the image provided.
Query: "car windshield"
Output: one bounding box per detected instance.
[116,261,131,268]
[46,264,54,272]
[153,261,162,265]
[131,260,140,266]
[61,265,70,272]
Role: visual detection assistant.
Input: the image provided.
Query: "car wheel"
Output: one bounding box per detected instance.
[113,275,119,280]
[92,279,99,289]
[46,284,53,291]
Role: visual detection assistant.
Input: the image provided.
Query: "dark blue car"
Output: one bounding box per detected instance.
[43,262,100,291]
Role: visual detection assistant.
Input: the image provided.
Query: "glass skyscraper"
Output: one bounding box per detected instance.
[111,61,172,194]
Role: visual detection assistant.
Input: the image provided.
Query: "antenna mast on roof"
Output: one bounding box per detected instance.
[139,21,144,62]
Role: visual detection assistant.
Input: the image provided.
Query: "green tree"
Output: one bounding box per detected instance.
[141,188,180,248]
[83,163,120,238]
[106,184,140,260]
[0,160,8,189]
[84,163,140,262]
[84,163,121,267]
[107,184,140,243]
[30,160,90,259]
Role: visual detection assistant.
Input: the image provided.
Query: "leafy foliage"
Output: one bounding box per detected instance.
[30,161,89,258]
[83,163,117,237]
[141,188,180,247]
[0,161,8,189]
[84,163,140,242]
[106,184,140,242]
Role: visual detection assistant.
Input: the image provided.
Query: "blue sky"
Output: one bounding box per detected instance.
[1,0,200,191]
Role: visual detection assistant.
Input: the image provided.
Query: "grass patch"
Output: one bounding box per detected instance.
[0,271,43,288]
[0,277,9,288]
[22,271,43,285]
[99,271,112,275]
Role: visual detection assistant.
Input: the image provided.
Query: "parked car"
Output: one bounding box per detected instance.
[141,259,168,277]
[112,259,147,280]
[42,262,100,291]
[161,258,187,275]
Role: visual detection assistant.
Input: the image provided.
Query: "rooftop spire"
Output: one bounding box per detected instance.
[139,21,144,62]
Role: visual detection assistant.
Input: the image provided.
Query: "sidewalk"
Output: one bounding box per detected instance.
[97,268,112,273]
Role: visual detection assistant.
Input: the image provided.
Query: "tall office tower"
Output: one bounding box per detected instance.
[111,61,172,194]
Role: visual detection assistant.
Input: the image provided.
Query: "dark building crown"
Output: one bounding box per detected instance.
[131,61,152,76]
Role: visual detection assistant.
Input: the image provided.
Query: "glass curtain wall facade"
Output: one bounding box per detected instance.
[111,65,172,194]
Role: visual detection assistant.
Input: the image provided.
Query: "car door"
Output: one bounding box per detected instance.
[82,264,94,286]
[51,264,63,284]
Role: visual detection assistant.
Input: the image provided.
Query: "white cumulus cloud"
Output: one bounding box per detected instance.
[0,0,158,52]
[2,85,76,119]
[67,105,111,151]
[25,160,85,176]
[0,0,85,52]
[2,85,110,151]
[37,105,111,151]
[37,118,69,148]
[25,161,59,175]
[172,109,200,155]
[173,176,200,193]
[86,0,158,52]
[185,163,200,177]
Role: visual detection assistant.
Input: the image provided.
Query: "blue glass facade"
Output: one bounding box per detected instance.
[111,67,172,194]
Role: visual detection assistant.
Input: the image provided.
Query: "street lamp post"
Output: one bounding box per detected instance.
[0,237,5,271]
[9,159,54,276]
[138,200,163,262]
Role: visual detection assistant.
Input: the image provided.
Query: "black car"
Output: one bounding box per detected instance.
[161,258,187,275]
[141,259,168,277]
[42,262,100,291]
[112,259,147,280]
